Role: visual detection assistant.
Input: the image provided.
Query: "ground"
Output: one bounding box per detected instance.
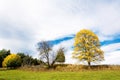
[0,69,120,80]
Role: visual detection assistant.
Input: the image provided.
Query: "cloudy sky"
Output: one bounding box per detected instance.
[0,0,120,64]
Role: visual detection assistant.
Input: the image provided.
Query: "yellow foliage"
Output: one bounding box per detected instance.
[73,29,104,65]
[2,54,21,67]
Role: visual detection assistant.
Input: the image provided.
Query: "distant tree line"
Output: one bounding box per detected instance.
[0,49,44,68]
[0,45,65,69]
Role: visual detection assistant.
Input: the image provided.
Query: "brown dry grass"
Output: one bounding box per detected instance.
[18,64,120,72]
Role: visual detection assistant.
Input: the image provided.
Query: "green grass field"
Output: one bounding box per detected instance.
[0,70,120,80]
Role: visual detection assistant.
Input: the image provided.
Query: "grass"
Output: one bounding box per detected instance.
[0,69,120,80]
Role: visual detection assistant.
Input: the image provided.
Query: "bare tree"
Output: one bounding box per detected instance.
[37,41,65,68]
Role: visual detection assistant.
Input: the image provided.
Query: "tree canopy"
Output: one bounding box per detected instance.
[73,29,104,66]
[56,47,65,63]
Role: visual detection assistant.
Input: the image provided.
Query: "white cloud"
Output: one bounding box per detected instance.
[0,0,120,40]
[102,51,120,64]
[101,43,120,64]
[101,43,120,53]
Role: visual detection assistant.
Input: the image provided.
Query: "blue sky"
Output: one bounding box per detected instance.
[0,0,120,64]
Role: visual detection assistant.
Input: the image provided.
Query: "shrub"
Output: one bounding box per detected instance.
[2,54,21,68]
[0,49,10,67]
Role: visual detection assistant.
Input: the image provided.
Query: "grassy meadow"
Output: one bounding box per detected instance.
[0,69,120,80]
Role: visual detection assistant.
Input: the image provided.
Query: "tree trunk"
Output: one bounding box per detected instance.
[88,62,91,69]
[47,61,51,69]
[88,62,91,66]
[51,60,56,68]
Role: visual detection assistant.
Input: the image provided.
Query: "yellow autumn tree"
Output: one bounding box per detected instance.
[2,54,21,68]
[73,29,104,66]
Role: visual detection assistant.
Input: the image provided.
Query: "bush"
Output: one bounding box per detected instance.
[2,54,21,68]
[0,49,10,67]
